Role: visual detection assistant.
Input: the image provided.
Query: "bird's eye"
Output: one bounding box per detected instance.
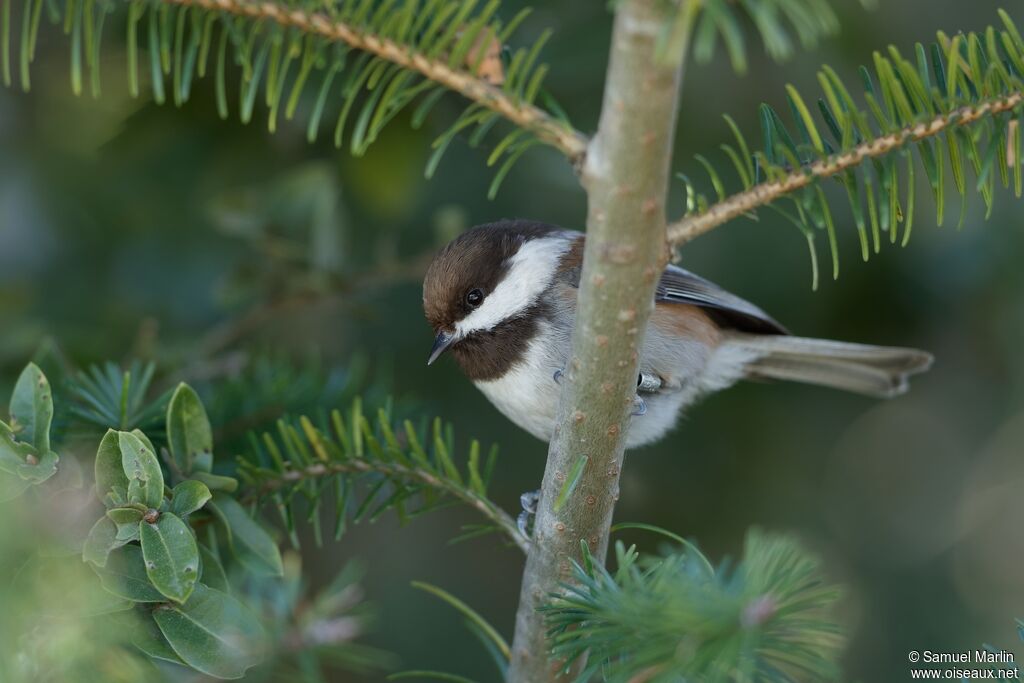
[466,288,484,307]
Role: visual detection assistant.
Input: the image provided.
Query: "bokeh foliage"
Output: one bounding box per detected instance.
[1,361,393,681]
[1,0,579,196]
[0,358,845,681]
[674,11,1024,288]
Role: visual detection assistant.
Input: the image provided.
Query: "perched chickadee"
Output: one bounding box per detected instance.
[422,220,933,448]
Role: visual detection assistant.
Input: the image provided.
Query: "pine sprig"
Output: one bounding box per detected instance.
[237,399,527,553]
[67,361,171,433]
[669,11,1024,287]
[1,0,587,191]
[683,0,860,73]
[543,530,843,683]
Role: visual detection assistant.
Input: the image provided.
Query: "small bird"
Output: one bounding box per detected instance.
[422,219,933,448]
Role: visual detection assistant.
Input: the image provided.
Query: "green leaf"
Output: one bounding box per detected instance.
[96,544,166,602]
[131,615,186,665]
[95,429,129,504]
[82,516,125,567]
[209,493,283,576]
[0,423,30,475]
[107,507,143,525]
[9,362,53,453]
[131,428,156,455]
[120,430,164,509]
[0,425,58,484]
[140,512,200,603]
[170,480,212,518]
[103,486,129,509]
[153,584,266,679]
[17,449,57,484]
[167,383,213,474]
[107,507,144,542]
[198,543,230,594]
[191,470,239,493]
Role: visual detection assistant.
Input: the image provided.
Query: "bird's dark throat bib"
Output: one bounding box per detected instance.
[450,304,547,382]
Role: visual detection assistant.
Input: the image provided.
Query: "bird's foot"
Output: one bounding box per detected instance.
[632,395,648,416]
[517,489,541,538]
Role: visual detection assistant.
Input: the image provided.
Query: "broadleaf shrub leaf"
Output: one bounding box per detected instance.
[140,512,200,603]
[95,429,130,503]
[131,428,157,455]
[0,425,58,485]
[0,421,57,486]
[16,449,58,484]
[209,493,283,577]
[198,543,230,594]
[171,480,212,518]
[96,545,166,603]
[192,470,238,493]
[131,616,187,665]
[108,507,145,542]
[83,516,125,568]
[107,507,144,525]
[153,584,266,679]
[10,362,53,453]
[0,424,30,475]
[167,383,214,474]
[119,430,164,509]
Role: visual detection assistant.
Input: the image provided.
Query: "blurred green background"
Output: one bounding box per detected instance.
[2,0,1023,680]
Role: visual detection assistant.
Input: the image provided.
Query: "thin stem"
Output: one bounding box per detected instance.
[506,1,688,680]
[241,459,529,554]
[666,91,1024,246]
[162,0,589,162]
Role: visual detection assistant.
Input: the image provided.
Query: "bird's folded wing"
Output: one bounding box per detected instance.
[655,264,789,335]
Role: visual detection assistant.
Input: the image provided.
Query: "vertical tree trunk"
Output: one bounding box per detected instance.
[506,1,689,680]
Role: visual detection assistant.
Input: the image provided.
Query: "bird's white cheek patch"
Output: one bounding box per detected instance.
[455,236,571,336]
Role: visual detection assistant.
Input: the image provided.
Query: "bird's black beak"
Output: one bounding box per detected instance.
[427,331,456,365]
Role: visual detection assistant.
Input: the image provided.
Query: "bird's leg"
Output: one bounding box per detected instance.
[637,372,662,393]
[558,369,655,414]
[632,372,662,416]
[517,490,541,538]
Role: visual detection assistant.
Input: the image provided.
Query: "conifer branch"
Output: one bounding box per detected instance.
[666,13,1024,285]
[667,91,1024,246]
[543,531,844,682]
[241,454,528,553]
[3,0,590,190]
[156,0,589,160]
[237,406,526,554]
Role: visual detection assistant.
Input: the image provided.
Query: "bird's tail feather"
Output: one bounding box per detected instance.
[727,334,934,398]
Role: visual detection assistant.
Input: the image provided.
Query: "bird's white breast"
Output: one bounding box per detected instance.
[473,319,566,442]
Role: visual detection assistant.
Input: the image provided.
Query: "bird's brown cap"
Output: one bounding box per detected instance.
[422,220,558,332]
